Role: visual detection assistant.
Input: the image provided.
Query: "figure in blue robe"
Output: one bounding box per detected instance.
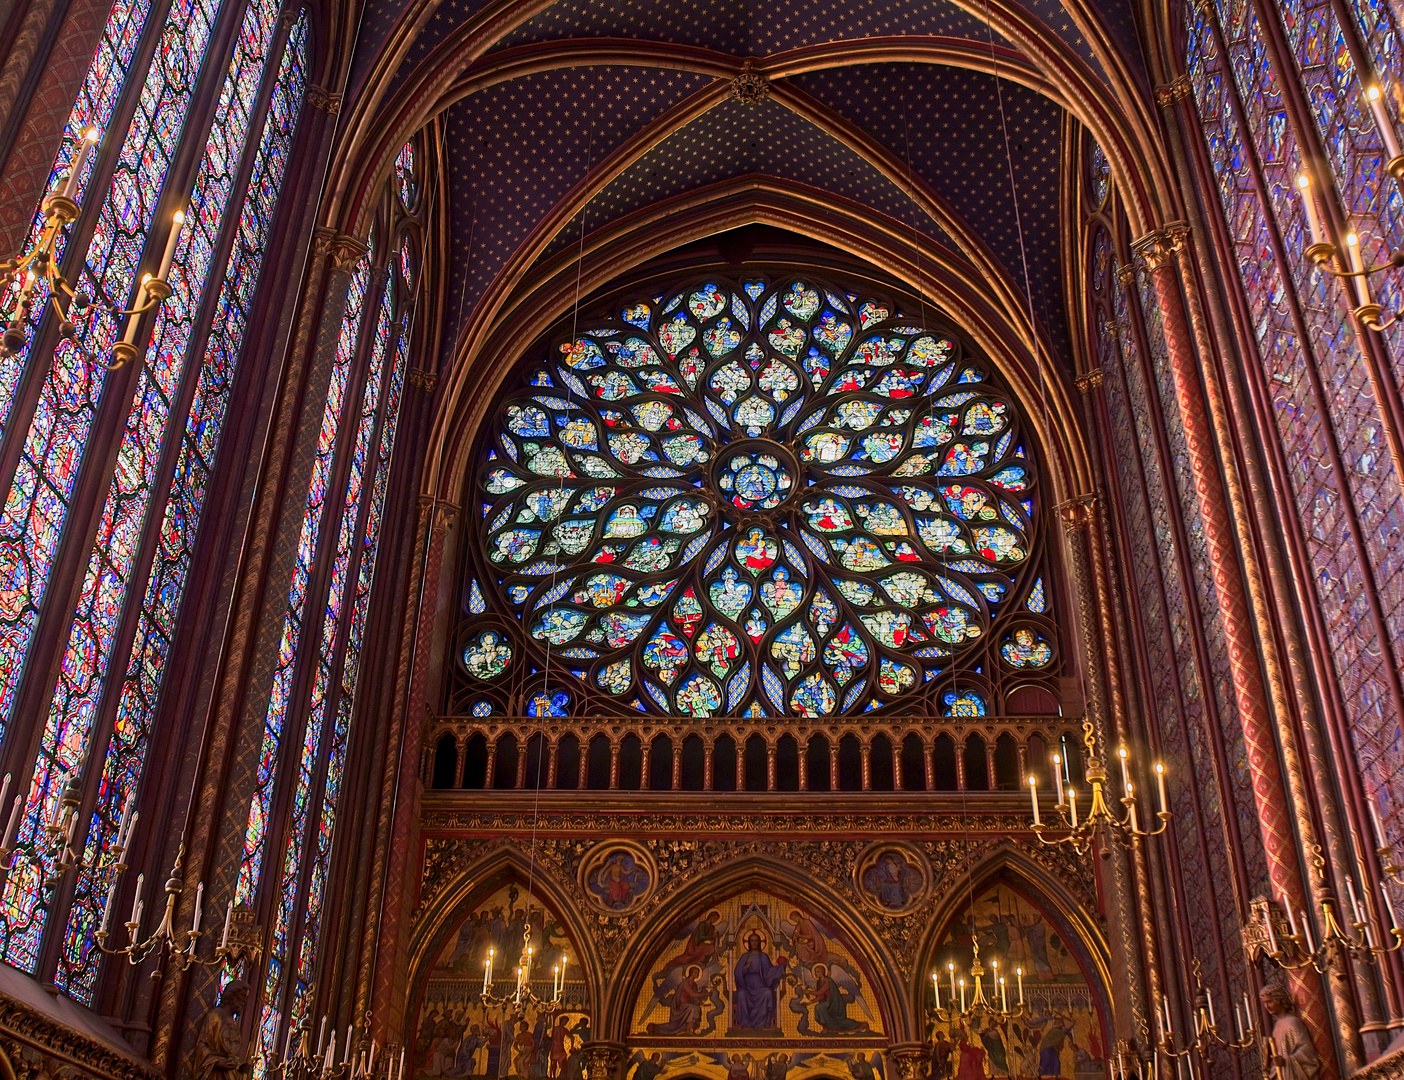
[733,933,788,1031]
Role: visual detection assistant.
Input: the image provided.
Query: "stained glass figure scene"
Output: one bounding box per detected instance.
[476,278,1040,717]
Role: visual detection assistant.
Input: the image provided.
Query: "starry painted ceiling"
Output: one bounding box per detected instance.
[356,0,1138,375]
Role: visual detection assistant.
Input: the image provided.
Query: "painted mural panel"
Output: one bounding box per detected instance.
[926,885,1106,1080]
[414,884,590,1080]
[627,887,886,1080]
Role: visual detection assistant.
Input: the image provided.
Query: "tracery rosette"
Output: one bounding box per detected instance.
[477,277,1043,717]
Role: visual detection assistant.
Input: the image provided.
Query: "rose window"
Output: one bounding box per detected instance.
[476,276,1044,717]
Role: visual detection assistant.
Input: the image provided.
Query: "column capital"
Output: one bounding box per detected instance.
[886,1043,933,1080]
[580,1042,630,1080]
[1154,75,1193,107]
[1056,493,1098,530]
[312,227,368,270]
[1130,228,1179,270]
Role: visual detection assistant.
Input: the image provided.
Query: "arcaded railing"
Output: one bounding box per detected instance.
[421,716,1084,794]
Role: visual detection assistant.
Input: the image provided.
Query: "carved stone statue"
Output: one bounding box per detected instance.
[192,979,250,1080]
[1259,985,1320,1080]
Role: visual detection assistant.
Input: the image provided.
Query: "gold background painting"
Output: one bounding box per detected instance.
[413,883,590,1080]
[926,885,1107,1080]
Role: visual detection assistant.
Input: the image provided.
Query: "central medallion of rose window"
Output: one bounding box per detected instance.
[715,444,795,512]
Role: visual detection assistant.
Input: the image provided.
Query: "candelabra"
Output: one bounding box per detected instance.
[1025,722,1170,855]
[1296,172,1404,332]
[0,772,130,902]
[0,127,185,367]
[1241,886,1402,974]
[269,1013,407,1080]
[1154,967,1257,1071]
[93,841,261,970]
[479,928,570,1015]
[928,940,1024,1023]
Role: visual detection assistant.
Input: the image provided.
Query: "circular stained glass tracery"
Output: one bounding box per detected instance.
[478,277,1039,717]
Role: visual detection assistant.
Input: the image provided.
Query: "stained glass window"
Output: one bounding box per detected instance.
[477,277,1042,717]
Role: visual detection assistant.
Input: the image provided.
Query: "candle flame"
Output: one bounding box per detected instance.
[1297,173,1312,189]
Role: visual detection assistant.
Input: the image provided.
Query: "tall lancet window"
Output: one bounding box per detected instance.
[233,149,422,1070]
[0,0,310,1000]
[1184,0,1404,830]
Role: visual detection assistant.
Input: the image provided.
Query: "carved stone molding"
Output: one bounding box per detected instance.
[1154,75,1192,107]
[311,228,367,271]
[1116,264,1138,287]
[885,1043,932,1080]
[306,85,342,114]
[1074,368,1104,393]
[414,820,1100,984]
[0,987,154,1080]
[406,369,438,392]
[579,1042,628,1080]
[1056,494,1098,531]
[1130,229,1177,270]
[731,59,769,104]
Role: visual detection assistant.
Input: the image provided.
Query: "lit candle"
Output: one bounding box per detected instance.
[191,880,204,934]
[1382,880,1400,931]
[317,1016,328,1057]
[1154,763,1167,815]
[1301,909,1316,953]
[324,1031,336,1071]
[931,972,941,1009]
[1016,967,1024,1005]
[560,954,568,995]
[552,966,560,1000]
[1296,173,1327,247]
[958,978,966,1013]
[1366,85,1403,160]
[100,878,117,934]
[1118,747,1130,793]
[2,793,20,854]
[61,128,99,201]
[130,873,144,925]
[1371,801,1388,849]
[948,962,956,1000]
[221,901,232,949]
[1345,232,1373,307]
[1028,775,1040,825]
[156,210,185,281]
[116,791,133,850]
[1051,754,1064,803]
[999,976,1007,1012]
[1068,789,1078,829]
[344,1025,355,1066]
[1347,876,1365,924]
[482,959,490,996]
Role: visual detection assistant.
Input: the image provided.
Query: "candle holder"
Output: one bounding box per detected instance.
[0,126,184,368]
[928,941,1025,1024]
[1296,173,1404,332]
[1241,890,1402,974]
[1154,964,1258,1069]
[1025,721,1170,857]
[478,926,570,1016]
[267,1013,407,1080]
[93,841,261,970]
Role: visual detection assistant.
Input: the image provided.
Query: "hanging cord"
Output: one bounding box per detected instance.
[522,120,595,943]
[981,0,1053,433]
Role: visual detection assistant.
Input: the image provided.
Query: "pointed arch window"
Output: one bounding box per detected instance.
[232,168,422,1069]
[0,0,312,999]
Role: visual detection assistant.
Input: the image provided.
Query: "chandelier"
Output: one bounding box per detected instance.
[1025,722,1169,854]
[0,127,183,367]
[929,940,1024,1022]
[480,927,569,1013]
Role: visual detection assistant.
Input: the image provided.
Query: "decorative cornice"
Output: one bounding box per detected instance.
[306,85,343,114]
[1154,75,1192,108]
[0,989,154,1080]
[1350,1042,1404,1080]
[406,368,438,392]
[730,58,769,104]
[1075,368,1104,393]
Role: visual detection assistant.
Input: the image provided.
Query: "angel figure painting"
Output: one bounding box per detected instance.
[628,887,886,1080]
[926,884,1107,1080]
[412,883,589,1080]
